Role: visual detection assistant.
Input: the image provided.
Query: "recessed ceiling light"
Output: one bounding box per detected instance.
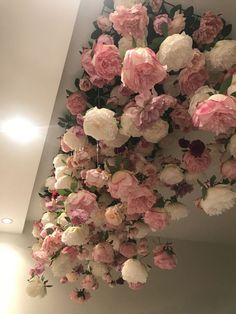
[1,218,13,224]
[1,117,39,143]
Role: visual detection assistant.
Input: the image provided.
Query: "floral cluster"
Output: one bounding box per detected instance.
[27,0,236,304]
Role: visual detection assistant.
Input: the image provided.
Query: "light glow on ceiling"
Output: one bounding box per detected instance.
[1,117,39,143]
[1,218,13,224]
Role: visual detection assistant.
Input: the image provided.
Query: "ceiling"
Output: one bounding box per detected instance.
[1,0,235,244]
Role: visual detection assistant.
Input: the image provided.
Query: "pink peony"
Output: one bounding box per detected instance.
[119,242,137,258]
[82,168,110,189]
[122,48,167,93]
[149,0,163,13]
[128,282,145,290]
[221,160,236,180]
[127,186,156,215]
[67,92,87,115]
[192,94,236,135]
[29,263,45,277]
[144,209,170,231]
[183,150,211,173]
[70,290,91,304]
[81,275,99,291]
[193,11,223,45]
[109,4,149,40]
[153,245,177,270]
[92,44,121,81]
[137,238,149,257]
[153,14,171,35]
[171,104,193,131]
[79,78,92,92]
[179,50,208,96]
[97,15,113,32]
[108,171,138,201]
[81,49,96,77]
[97,34,114,45]
[41,230,63,257]
[92,243,114,264]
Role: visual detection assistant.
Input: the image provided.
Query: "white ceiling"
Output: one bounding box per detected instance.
[1,0,236,243]
[0,0,81,233]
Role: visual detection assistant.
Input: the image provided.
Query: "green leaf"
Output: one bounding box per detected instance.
[231,91,236,97]
[202,187,207,200]
[219,76,233,94]
[155,197,165,208]
[91,29,102,40]
[46,228,54,235]
[74,78,80,89]
[184,6,194,18]
[222,178,230,185]
[66,89,73,96]
[57,189,71,196]
[169,4,182,18]
[70,181,77,192]
[149,37,165,51]
[160,23,169,37]
[209,175,216,187]
[221,24,232,37]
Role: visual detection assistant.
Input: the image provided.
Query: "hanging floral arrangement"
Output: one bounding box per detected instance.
[27,0,236,304]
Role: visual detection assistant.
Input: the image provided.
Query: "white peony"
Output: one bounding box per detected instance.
[163,74,180,97]
[120,113,142,137]
[55,175,73,190]
[55,166,73,180]
[228,134,236,158]
[57,212,69,228]
[53,154,68,168]
[103,131,129,148]
[45,176,56,190]
[160,164,184,185]
[114,0,143,9]
[200,185,236,216]
[122,259,148,283]
[131,222,151,239]
[51,253,77,277]
[62,226,89,246]
[205,40,236,71]
[158,33,194,72]
[165,202,188,221]
[84,107,118,141]
[188,85,215,116]
[41,212,57,226]
[88,261,109,277]
[63,127,88,151]
[142,119,169,143]
[26,276,46,298]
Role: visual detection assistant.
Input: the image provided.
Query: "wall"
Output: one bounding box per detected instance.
[0,223,236,314]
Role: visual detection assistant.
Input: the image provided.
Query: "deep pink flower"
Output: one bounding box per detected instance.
[92,243,114,264]
[67,92,86,115]
[221,160,236,180]
[109,4,149,40]
[122,48,167,93]
[137,238,149,257]
[153,245,177,270]
[119,242,137,258]
[127,186,156,215]
[171,104,193,131]
[193,11,223,45]
[192,94,236,135]
[183,150,211,173]
[144,209,170,231]
[97,34,114,45]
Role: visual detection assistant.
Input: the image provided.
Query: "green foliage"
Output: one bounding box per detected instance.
[219,76,233,94]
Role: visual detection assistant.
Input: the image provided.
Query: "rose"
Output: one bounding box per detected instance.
[26,276,46,298]
[63,127,87,151]
[97,16,112,32]
[142,119,169,143]
[109,4,149,40]
[121,259,148,283]
[170,104,192,131]
[168,11,186,35]
[127,186,156,215]
[159,164,184,185]
[119,242,137,258]
[122,47,167,93]
[192,94,236,135]
[158,33,194,72]
[153,14,171,35]
[200,184,236,216]
[79,78,92,92]
[83,169,110,189]
[108,171,138,201]
[62,225,89,246]
[228,134,236,158]
[92,243,114,264]
[193,11,223,45]
[83,107,118,141]
[105,204,124,226]
[205,40,236,71]
[164,202,188,221]
[53,154,68,168]
[97,34,114,45]
[92,44,121,81]
[67,92,86,115]
[144,209,170,231]
[183,150,211,173]
[188,85,216,116]
[81,275,98,291]
[221,160,236,180]
[153,245,177,270]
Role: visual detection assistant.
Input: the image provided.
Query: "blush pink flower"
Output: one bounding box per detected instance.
[192,94,236,135]
[122,47,167,93]
[109,4,149,39]
[60,138,71,153]
[221,160,236,180]
[92,243,114,264]
[82,168,110,189]
[81,275,99,291]
[79,78,92,92]
[29,263,45,277]
[193,11,223,45]
[67,92,87,115]
[41,230,63,257]
[119,242,137,258]
[171,104,193,131]
[81,49,96,77]
[179,50,208,96]
[137,238,148,256]
[128,282,145,290]
[97,15,113,32]
[127,186,156,215]
[144,209,170,231]
[92,44,121,81]
[97,34,114,45]
[153,14,171,35]
[108,171,138,201]
[70,290,91,304]
[153,245,177,270]
[183,150,211,173]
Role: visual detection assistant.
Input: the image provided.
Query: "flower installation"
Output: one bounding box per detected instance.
[27,0,236,304]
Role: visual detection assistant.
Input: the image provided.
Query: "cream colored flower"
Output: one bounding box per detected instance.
[55,175,73,190]
[45,176,56,190]
[41,212,57,226]
[168,11,186,35]
[165,202,188,220]
[51,254,77,277]
[122,259,148,283]
[57,212,69,228]
[88,261,109,277]
[142,119,169,143]
[53,154,68,168]
[103,131,129,148]
[120,113,142,137]
[158,33,194,72]
[63,128,88,151]
[55,166,73,180]
[105,204,125,226]
[160,164,184,185]
[228,134,236,158]
[188,85,215,116]
[26,276,46,298]
[62,226,89,246]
